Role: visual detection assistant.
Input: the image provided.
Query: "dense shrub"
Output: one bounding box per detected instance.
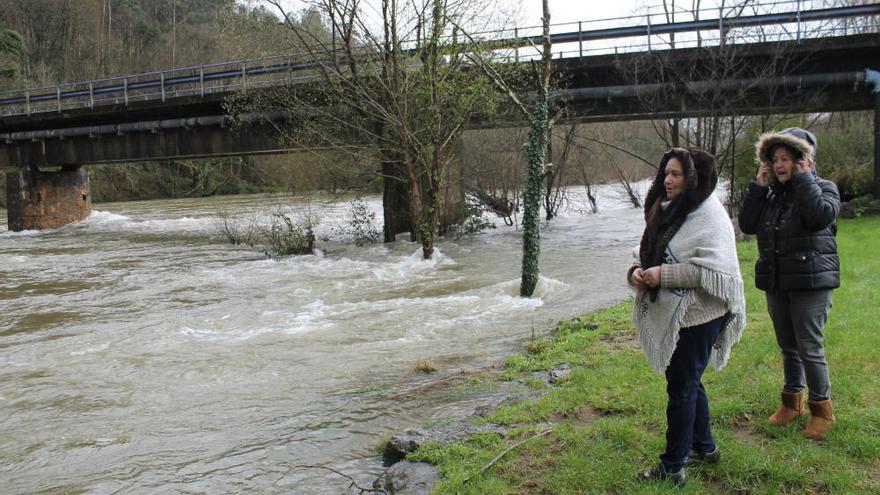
[334,198,380,246]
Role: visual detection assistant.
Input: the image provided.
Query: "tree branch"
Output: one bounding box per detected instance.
[447,18,530,117]
[463,429,552,482]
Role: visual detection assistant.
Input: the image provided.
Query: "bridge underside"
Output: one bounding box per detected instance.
[0,119,289,168]
[557,33,878,123]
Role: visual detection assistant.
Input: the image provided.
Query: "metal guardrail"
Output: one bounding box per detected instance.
[0,0,877,117]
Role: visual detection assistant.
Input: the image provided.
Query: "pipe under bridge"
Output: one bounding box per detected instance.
[1,2,879,230]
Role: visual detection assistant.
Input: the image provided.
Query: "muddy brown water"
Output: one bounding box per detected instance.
[0,187,646,493]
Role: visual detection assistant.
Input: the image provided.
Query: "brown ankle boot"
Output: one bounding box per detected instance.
[804,399,835,440]
[768,391,805,425]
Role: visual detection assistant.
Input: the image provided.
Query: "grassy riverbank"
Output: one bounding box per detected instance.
[411,216,880,494]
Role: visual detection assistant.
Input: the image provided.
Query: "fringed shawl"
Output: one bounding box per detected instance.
[632,194,746,373]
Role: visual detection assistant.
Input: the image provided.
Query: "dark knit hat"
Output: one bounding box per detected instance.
[755,127,817,165]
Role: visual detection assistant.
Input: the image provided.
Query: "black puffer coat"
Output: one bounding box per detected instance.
[738,172,840,292]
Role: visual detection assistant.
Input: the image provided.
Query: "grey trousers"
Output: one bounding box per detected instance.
[766,290,833,402]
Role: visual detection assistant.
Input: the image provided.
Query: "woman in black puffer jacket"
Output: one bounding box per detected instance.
[738,127,840,441]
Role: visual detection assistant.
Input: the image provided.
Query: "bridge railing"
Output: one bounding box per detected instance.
[488,0,880,62]
[508,18,880,62]
[0,52,335,117]
[1,0,877,117]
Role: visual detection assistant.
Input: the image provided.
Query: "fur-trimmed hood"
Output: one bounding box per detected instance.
[755,128,819,189]
[755,127,818,171]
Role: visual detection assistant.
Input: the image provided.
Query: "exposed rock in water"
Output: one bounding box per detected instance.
[372,461,441,495]
[383,424,508,465]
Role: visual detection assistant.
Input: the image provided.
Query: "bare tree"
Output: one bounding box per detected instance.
[252,0,505,259]
[543,123,576,220]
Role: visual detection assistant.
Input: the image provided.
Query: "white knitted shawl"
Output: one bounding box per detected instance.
[632,194,747,373]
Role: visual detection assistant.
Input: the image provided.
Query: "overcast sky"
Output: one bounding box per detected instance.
[255,1,763,30]
[520,0,653,25]
[259,1,656,26]
[259,0,771,56]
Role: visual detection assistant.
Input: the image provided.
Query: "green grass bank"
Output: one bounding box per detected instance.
[410,216,880,494]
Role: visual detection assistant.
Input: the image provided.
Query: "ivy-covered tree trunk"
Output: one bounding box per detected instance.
[521,101,548,297]
[520,0,552,297]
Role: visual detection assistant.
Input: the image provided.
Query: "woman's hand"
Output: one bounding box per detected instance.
[756,163,772,187]
[793,157,814,176]
[631,267,647,290]
[642,266,662,288]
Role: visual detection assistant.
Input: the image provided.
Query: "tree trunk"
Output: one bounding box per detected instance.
[671,118,680,147]
[521,102,548,296]
[520,0,552,297]
[401,146,432,259]
[382,160,410,243]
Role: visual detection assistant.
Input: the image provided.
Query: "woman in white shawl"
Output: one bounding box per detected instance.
[628,147,746,485]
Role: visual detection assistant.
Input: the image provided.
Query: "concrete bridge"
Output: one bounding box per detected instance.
[2,2,879,231]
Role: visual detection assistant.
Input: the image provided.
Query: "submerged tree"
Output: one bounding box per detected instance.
[250,0,507,259]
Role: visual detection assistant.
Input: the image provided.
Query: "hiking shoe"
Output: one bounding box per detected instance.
[685,446,721,467]
[637,463,686,485]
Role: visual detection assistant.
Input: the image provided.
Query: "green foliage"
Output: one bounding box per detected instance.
[212,208,317,257]
[525,339,552,355]
[419,216,880,494]
[846,194,880,218]
[445,197,496,239]
[813,112,875,201]
[335,198,380,246]
[263,210,316,257]
[0,28,23,84]
[0,0,245,83]
[0,28,23,58]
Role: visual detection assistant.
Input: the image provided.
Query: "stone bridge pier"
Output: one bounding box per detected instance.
[6,165,91,231]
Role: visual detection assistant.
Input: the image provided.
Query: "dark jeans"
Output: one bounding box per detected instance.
[660,315,725,473]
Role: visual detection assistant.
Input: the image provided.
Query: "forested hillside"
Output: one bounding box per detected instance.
[0,0,354,204]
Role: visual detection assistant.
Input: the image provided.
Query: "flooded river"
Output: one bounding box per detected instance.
[1,186,645,493]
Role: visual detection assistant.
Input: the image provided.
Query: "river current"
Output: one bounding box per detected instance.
[1,186,646,494]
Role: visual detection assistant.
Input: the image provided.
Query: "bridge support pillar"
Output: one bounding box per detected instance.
[6,165,91,231]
